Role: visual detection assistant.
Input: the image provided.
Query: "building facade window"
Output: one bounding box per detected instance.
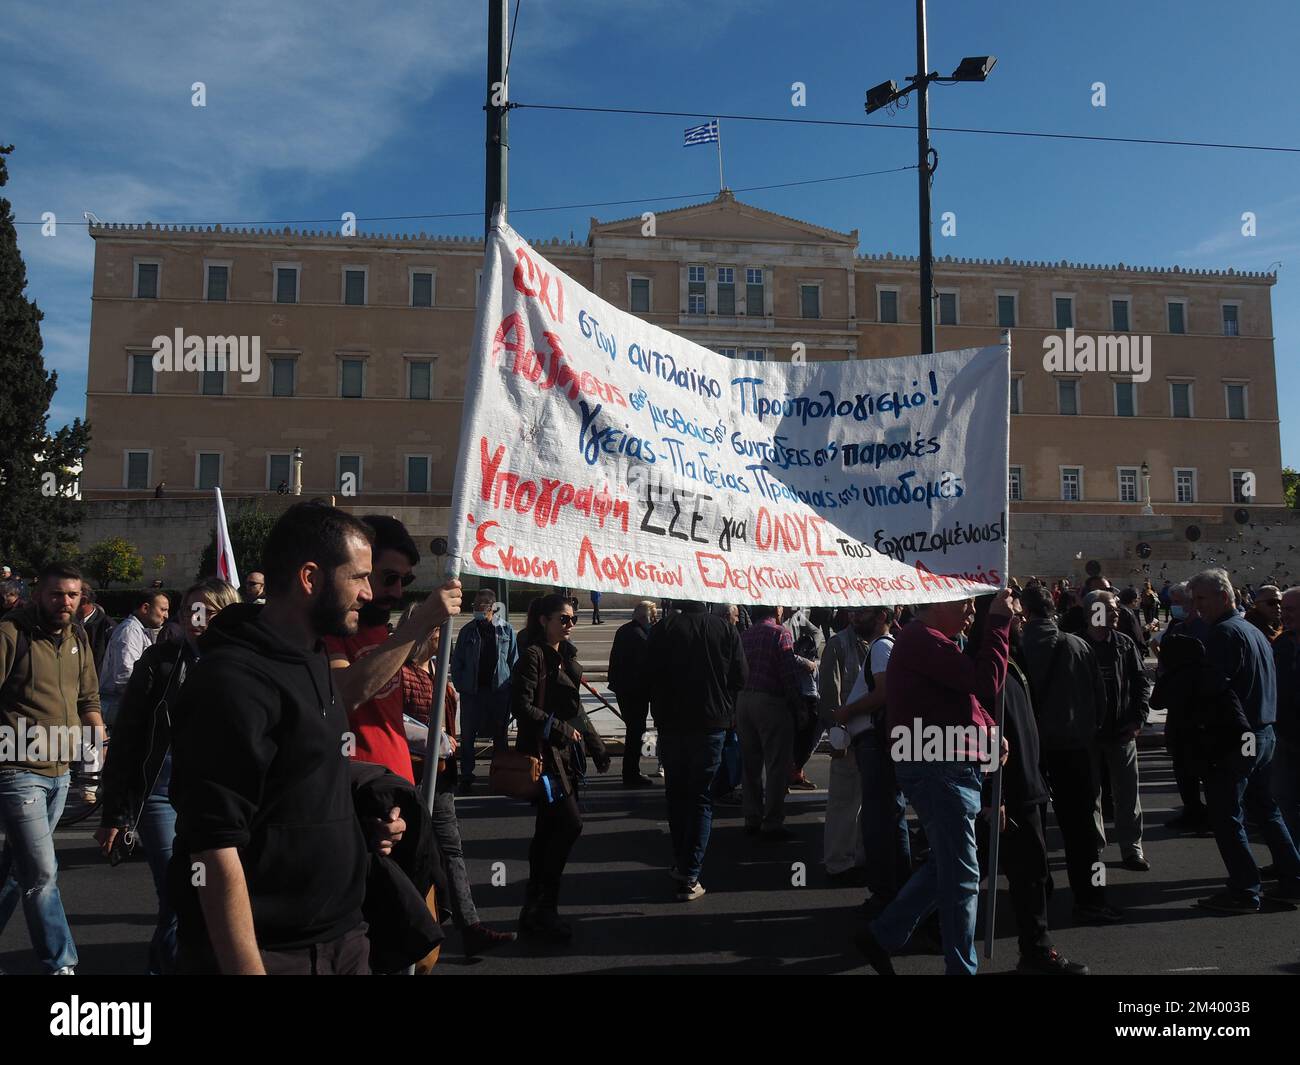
[343,268,367,306]
[629,277,650,313]
[340,359,365,398]
[1170,381,1193,418]
[275,265,300,304]
[134,261,159,299]
[1008,466,1023,501]
[1054,295,1074,329]
[196,452,222,490]
[1114,380,1136,417]
[201,367,225,396]
[717,267,735,315]
[937,290,958,326]
[129,353,154,394]
[1061,467,1082,502]
[1111,297,1131,332]
[1057,378,1079,416]
[125,451,151,490]
[996,293,1017,328]
[1167,299,1187,334]
[338,454,362,493]
[267,453,292,491]
[408,360,433,400]
[1225,382,1247,420]
[406,455,430,493]
[1231,469,1254,503]
[743,348,767,362]
[1175,468,1196,503]
[205,263,229,302]
[745,267,764,315]
[687,265,706,313]
[800,284,821,319]
[1222,302,1240,337]
[270,357,296,397]
[715,347,737,359]
[1118,466,1139,503]
[410,271,434,308]
[878,288,899,323]
[1010,376,1022,415]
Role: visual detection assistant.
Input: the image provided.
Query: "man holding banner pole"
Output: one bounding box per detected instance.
[855,591,1015,976]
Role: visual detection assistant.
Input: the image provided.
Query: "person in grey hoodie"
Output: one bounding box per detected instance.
[1019,585,1123,925]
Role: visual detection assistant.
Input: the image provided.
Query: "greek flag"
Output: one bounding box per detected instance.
[683,119,719,146]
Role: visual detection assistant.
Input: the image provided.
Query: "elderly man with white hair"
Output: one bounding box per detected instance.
[1187,568,1300,913]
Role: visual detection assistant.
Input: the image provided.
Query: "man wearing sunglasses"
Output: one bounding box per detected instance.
[325,516,462,785]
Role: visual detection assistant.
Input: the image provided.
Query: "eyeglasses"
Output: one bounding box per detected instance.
[380,571,416,588]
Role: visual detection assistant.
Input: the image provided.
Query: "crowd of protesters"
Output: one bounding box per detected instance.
[1,518,1299,976]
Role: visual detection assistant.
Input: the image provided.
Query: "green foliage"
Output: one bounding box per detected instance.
[0,145,91,572]
[83,536,144,588]
[1283,467,1299,510]
[197,499,276,581]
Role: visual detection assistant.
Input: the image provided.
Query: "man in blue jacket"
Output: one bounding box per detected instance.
[1189,567,1300,913]
[451,588,518,794]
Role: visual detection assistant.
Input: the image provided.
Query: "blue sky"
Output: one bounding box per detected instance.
[5,0,1299,463]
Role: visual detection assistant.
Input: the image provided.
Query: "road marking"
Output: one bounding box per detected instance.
[1165,966,1220,972]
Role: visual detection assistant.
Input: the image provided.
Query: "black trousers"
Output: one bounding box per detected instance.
[527,792,583,911]
[793,701,821,773]
[1043,747,1105,908]
[616,691,650,780]
[980,803,1053,955]
[1167,727,1207,819]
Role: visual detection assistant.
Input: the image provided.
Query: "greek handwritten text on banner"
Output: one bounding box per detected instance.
[448,221,1009,606]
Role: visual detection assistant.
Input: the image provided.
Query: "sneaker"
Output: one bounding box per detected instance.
[53,966,75,975]
[462,923,517,958]
[1072,903,1125,925]
[677,881,706,902]
[1120,854,1150,872]
[1196,892,1260,914]
[80,787,97,805]
[788,774,817,791]
[853,926,896,976]
[1017,948,1089,975]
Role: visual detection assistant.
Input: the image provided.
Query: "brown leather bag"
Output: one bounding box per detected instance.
[489,650,545,800]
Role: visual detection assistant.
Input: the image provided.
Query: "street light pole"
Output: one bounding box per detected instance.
[915,0,935,355]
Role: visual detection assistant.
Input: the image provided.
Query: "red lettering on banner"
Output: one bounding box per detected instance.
[752,507,837,558]
[470,516,500,570]
[577,537,683,590]
[693,551,802,599]
[478,438,630,532]
[489,315,625,408]
[512,247,565,323]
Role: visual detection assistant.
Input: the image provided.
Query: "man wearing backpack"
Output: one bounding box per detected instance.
[834,605,908,913]
[0,562,105,974]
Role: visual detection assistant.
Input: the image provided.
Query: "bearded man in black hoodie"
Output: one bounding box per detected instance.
[169,501,438,975]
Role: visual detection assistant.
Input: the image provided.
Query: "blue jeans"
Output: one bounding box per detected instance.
[1205,726,1300,902]
[0,769,78,972]
[134,792,178,974]
[1273,735,1300,845]
[659,730,725,885]
[855,730,911,901]
[870,761,983,976]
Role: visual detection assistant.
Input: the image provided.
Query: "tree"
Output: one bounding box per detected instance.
[83,537,144,588]
[197,499,276,582]
[1283,467,1299,510]
[0,145,91,572]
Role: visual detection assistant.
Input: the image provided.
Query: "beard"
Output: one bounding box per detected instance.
[36,600,71,630]
[311,581,359,638]
[358,600,392,629]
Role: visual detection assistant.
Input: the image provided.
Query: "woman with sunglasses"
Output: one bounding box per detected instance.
[511,593,610,942]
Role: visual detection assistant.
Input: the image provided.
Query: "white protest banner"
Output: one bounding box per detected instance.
[448,219,1009,606]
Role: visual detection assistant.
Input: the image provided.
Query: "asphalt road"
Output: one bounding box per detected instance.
[5,747,1298,976]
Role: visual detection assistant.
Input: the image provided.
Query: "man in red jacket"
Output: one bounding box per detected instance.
[856,589,1016,976]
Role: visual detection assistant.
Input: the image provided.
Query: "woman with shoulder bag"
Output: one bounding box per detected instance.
[510,594,610,942]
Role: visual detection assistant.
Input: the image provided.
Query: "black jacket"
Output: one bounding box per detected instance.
[1084,629,1151,740]
[1275,632,1300,745]
[169,602,368,952]
[80,606,114,677]
[607,619,652,700]
[99,634,194,831]
[1151,632,1251,770]
[647,602,748,732]
[1117,605,1149,657]
[349,761,446,974]
[511,641,607,795]
[991,659,1049,808]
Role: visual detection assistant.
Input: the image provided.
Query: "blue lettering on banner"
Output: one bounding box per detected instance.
[578,399,657,467]
[731,371,941,427]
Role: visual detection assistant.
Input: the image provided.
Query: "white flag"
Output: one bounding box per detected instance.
[214,486,240,590]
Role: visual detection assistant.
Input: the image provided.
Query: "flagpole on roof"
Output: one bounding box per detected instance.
[716,118,724,192]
